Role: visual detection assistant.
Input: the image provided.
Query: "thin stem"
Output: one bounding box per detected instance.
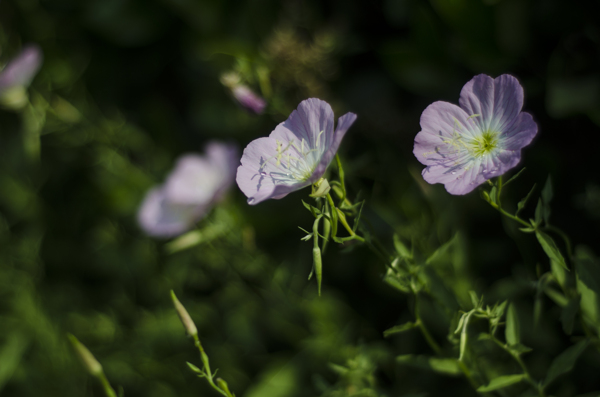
[457,360,480,391]
[489,335,545,397]
[414,298,442,355]
[489,203,532,228]
[193,335,231,397]
[98,373,118,397]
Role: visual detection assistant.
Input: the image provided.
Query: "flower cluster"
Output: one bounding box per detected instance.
[0,45,43,109]
[138,142,239,238]
[413,74,538,194]
[236,98,356,204]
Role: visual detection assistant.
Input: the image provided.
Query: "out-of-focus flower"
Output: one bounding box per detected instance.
[413,74,538,195]
[221,72,266,114]
[0,45,43,109]
[138,142,238,238]
[237,98,356,205]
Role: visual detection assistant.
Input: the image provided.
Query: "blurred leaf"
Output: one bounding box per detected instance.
[393,234,412,259]
[560,296,580,335]
[477,374,526,392]
[516,184,536,216]
[575,248,600,326]
[536,231,568,270]
[396,355,461,376]
[0,332,30,392]
[507,343,533,355]
[505,303,520,346]
[534,199,543,226]
[490,186,498,205]
[165,223,228,253]
[244,361,298,397]
[383,321,418,337]
[544,340,590,387]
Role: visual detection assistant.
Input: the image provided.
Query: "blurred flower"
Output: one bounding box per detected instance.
[0,45,43,109]
[221,72,266,114]
[138,142,239,237]
[413,74,538,195]
[237,98,356,205]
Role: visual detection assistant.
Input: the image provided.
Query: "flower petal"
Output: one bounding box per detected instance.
[459,74,524,134]
[314,112,357,179]
[413,101,477,166]
[0,45,43,92]
[236,137,310,205]
[501,111,538,150]
[137,187,205,238]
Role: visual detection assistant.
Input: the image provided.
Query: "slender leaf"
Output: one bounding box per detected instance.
[536,231,568,270]
[544,339,590,387]
[396,355,462,376]
[477,375,526,392]
[393,234,412,258]
[575,249,600,326]
[505,303,520,345]
[384,321,418,337]
[516,184,536,216]
[541,175,553,204]
[503,167,526,187]
[535,199,543,225]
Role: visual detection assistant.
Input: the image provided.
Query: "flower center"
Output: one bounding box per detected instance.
[467,130,499,158]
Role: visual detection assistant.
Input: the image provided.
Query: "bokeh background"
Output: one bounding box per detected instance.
[1,0,600,396]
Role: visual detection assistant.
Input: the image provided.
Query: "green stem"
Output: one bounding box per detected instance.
[490,204,531,228]
[193,335,231,397]
[489,336,545,397]
[457,360,480,391]
[98,373,118,397]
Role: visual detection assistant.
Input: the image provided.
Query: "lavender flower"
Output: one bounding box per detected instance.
[232,85,266,114]
[0,45,43,108]
[237,98,356,205]
[138,142,239,238]
[413,74,538,195]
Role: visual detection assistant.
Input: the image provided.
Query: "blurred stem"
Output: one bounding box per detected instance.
[98,373,118,397]
[414,297,441,355]
[193,334,233,397]
[457,361,480,391]
[489,335,545,397]
[335,154,347,204]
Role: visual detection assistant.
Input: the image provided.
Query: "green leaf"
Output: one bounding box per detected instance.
[301,200,321,216]
[505,303,520,345]
[541,175,553,204]
[544,339,590,387]
[534,198,543,225]
[508,343,533,355]
[396,355,462,376]
[503,167,526,187]
[575,248,600,326]
[0,332,29,391]
[516,184,536,216]
[393,234,412,258]
[477,375,526,392]
[187,362,202,373]
[384,321,418,337]
[560,296,580,335]
[536,231,568,270]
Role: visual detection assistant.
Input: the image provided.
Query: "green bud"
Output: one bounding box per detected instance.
[313,247,323,296]
[68,334,103,377]
[216,378,233,396]
[170,290,198,337]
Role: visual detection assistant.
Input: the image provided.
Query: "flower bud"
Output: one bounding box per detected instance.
[310,178,331,198]
[313,247,323,296]
[68,334,103,377]
[170,290,198,337]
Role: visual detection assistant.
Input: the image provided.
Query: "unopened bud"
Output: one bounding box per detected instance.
[313,247,323,296]
[216,378,233,396]
[310,178,331,198]
[170,290,198,337]
[68,334,103,377]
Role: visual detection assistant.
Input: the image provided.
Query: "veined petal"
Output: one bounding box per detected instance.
[413,101,478,167]
[459,74,524,133]
[315,112,357,179]
[500,112,537,150]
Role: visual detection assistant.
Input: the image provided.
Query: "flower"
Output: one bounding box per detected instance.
[0,45,43,109]
[236,98,357,205]
[138,142,239,237]
[413,74,538,195]
[221,72,266,114]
